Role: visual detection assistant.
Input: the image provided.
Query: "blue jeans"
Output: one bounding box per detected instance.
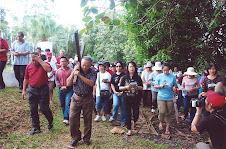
[183,95,197,123]
[176,93,183,111]
[96,96,108,112]
[110,94,126,124]
[58,88,73,120]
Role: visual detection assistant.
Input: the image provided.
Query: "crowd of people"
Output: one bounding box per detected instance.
[0,31,226,148]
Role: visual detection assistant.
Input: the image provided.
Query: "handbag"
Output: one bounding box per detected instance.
[98,72,111,98]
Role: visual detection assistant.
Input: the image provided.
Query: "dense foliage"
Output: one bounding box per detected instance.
[80,0,225,72]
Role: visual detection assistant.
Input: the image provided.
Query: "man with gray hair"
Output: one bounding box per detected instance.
[67,56,97,147]
[11,31,31,93]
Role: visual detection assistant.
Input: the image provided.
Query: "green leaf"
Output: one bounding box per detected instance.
[95,19,100,24]
[82,16,92,22]
[83,9,90,16]
[88,21,94,28]
[109,25,113,31]
[130,28,138,33]
[104,18,111,25]
[80,0,88,8]
[82,6,89,12]
[95,12,105,19]
[129,0,137,7]
[113,19,120,25]
[128,24,133,29]
[110,0,115,9]
[79,28,86,35]
[151,12,155,19]
[125,2,131,10]
[90,7,98,14]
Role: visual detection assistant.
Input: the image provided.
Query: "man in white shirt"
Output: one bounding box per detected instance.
[141,62,153,107]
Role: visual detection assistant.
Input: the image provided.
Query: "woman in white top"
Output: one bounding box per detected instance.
[93,62,111,122]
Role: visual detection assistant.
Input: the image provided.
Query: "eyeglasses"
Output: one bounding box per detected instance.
[116,66,122,67]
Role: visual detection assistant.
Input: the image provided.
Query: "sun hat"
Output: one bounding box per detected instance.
[98,62,104,67]
[46,52,52,58]
[184,67,197,76]
[146,62,152,68]
[138,67,143,73]
[206,91,225,108]
[153,62,162,71]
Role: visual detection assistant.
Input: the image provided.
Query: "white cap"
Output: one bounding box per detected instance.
[153,62,162,71]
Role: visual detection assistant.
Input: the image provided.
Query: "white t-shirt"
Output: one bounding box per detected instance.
[48,61,57,81]
[51,56,57,63]
[96,71,111,97]
[141,70,152,90]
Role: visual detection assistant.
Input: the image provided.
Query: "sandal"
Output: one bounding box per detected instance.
[159,123,163,130]
[126,130,132,136]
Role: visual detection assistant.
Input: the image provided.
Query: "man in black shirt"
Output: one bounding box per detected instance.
[191,91,226,149]
[67,56,97,147]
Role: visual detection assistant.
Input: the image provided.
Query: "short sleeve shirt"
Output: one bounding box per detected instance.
[119,75,143,98]
[24,62,51,86]
[48,61,57,81]
[73,68,97,96]
[96,71,111,97]
[155,73,177,100]
[141,70,152,90]
[0,38,9,61]
[196,111,226,148]
[201,76,220,92]
[11,40,31,65]
[110,72,125,92]
[150,71,161,92]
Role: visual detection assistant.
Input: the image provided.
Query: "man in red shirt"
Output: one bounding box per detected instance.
[22,52,53,135]
[0,29,9,90]
[55,56,73,125]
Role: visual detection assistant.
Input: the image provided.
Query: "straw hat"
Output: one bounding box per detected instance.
[153,62,162,71]
[184,67,197,76]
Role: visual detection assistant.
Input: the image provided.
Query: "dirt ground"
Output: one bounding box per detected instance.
[1,88,210,148]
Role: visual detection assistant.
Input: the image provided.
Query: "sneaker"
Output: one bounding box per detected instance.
[30,128,41,135]
[151,109,156,113]
[109,118,114,123]
[63,119,69,125]
[70,140,79,147]
[102,116,106,121]
[19,89,22,93]
[94,115,101,122]
[84,140,91,146]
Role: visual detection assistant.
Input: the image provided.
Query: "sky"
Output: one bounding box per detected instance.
[0,0,85,29]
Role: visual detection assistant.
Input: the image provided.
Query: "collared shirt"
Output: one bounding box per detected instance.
[150,71,161,92]
[55,67,72,87]
[141,70,152,90]
[11,40,31,65]
[0,37,9,61]
[24,62,51,87]
[73,68,97,96]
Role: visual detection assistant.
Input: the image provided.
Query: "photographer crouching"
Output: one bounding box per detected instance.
[191,91,226,149]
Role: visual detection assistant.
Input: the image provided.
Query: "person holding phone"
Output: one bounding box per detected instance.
[154,63,177,135]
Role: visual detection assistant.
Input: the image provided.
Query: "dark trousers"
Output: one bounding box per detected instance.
[14,65,27,89]
[142,90,152,107]
[106,96,112,115]
[69,93,94,142]
[124,96,140,130]
[183,95,197,123]
[0,61,6,89]
[28,84,53,129]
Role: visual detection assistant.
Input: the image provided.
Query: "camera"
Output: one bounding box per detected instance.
[191,96,206,107]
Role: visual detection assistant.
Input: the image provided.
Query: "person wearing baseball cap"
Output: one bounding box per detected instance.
[191,91,226,149]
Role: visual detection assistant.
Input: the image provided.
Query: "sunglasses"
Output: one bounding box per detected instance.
[116,65,122,67]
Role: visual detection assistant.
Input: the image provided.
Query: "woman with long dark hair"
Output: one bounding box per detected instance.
[119,62,143,136]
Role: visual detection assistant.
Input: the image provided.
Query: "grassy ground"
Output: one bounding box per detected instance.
[0,87,167,149]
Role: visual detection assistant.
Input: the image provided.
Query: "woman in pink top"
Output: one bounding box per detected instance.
[182,67,201,123]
